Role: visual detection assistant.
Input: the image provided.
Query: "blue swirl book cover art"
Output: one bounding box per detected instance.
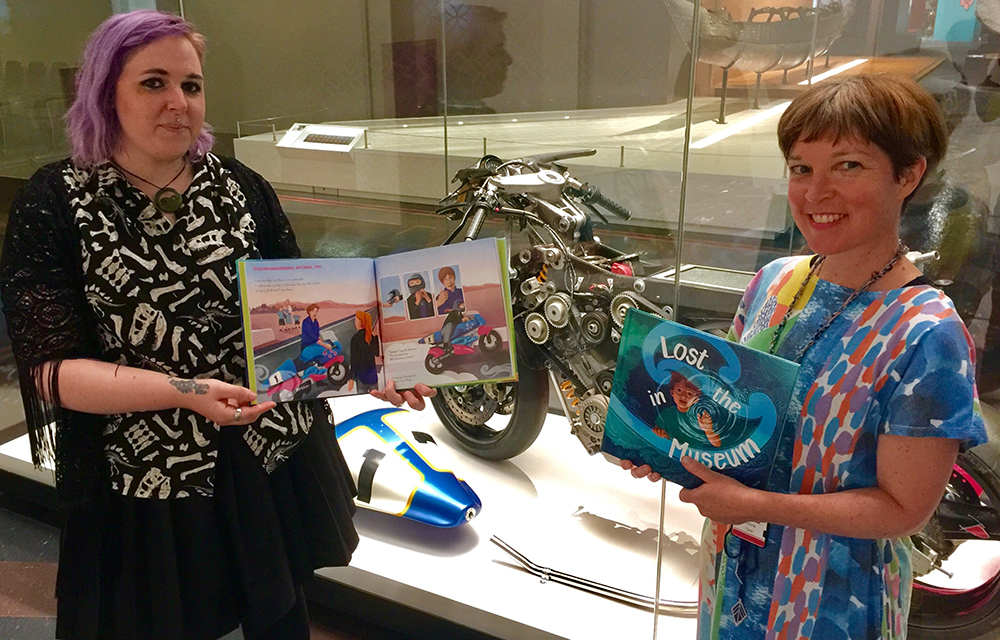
[601,309,800,489]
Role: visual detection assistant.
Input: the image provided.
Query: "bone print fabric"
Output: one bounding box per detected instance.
[697,256,986,640]
[8,155,311,498]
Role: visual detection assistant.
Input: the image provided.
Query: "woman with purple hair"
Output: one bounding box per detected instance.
[0,10,431,639]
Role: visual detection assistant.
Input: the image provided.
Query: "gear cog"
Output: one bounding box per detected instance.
[610,292,639,328]
[524,312,551,344]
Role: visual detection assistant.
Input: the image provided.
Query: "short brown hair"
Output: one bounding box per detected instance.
[669,370,699,393]
[437,266,455,283]
[306,303,319,313]
[777,75,948,180]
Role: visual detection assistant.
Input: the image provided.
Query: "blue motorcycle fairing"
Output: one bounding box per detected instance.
[418,313,487,345]
[335,408,482,528]
[266,340,344,390]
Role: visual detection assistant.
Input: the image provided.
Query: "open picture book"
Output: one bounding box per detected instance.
[600,309,800,490]
[237,238,516,403]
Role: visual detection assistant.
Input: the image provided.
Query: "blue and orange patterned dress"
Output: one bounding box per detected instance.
[698,255,987,640]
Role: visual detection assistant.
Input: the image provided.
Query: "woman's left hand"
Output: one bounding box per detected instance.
[678,456,759,525]
[370,379,437,411]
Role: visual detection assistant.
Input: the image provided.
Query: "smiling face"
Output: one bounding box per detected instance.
[786,136,924,260]
[114,35,205,166]
[671,380,700,413]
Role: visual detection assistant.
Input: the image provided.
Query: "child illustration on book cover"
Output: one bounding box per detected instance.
[602,310,799,489]
[651,371,722,447]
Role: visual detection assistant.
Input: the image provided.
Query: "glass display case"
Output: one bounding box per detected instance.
[0,0,998,638]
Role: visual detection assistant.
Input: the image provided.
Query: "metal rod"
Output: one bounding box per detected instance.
[364,129,369,149]
[363,0,375,120]
[805,0,820,84]
[653,478,669,637]
[620,145,625,168]
[440,0,450,193]
[673,0,702,317]
[719,67,728,124]
[490,536,698,617]
[177,0,185,19]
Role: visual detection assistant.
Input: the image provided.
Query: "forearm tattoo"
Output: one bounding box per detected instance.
[169,378,209,395]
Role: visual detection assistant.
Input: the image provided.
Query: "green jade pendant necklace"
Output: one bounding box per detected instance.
[114,160,186,214]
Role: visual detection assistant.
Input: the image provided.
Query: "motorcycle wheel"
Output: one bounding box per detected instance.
[425,353,445,374]
[254,363,270,383]
[909,446,1000,639]
[431,364,549,460]
[479,330,502,353]
[327,362,348,384]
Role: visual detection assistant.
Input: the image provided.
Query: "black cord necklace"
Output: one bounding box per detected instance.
[768,240,908,362]
[113,160,187,214]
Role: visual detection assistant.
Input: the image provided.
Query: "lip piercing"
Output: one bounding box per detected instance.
[234,407,242,422]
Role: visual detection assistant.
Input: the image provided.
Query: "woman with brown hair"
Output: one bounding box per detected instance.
[626,75,987,638]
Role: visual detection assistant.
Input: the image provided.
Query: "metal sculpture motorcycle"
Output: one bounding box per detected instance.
[429,149,1000,638]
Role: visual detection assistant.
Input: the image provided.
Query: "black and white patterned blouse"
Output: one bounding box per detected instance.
[56,154,312,498]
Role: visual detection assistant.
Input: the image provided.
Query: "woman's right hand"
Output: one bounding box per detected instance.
[620,459,661,482]
[171,377,275,426]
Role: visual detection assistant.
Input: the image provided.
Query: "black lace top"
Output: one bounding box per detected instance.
[1,154,313,501]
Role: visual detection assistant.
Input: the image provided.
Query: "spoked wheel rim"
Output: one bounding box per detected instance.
[911,456,1000,628]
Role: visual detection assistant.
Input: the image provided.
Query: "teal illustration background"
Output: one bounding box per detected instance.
[602,310,800,489]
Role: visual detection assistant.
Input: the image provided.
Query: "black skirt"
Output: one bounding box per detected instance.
[54,412,359,640]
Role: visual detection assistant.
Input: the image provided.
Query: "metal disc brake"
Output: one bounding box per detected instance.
[441,385,501,424]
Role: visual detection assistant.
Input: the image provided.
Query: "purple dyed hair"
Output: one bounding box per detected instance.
[65,10,214,168]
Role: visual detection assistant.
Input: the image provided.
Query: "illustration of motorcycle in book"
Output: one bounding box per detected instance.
[238,240,516,402]
[265,336,350,401]
[419,305,503,374]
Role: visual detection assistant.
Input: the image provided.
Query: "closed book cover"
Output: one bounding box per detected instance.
[601,309,800,489]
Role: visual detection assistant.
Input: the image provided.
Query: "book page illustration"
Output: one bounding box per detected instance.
[375,238,516,388]
[601,309,800,489]
[239,258,381,403]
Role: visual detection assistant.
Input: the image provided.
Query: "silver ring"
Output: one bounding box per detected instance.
[234,407,242,422]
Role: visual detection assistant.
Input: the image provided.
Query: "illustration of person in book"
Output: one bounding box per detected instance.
[439,301,471,354]
[435,266,464,314]
[652,371,722,447]
[301,304,335,352]
[348,311,381,393]
[406,273,434,319]
[276,299,299,332]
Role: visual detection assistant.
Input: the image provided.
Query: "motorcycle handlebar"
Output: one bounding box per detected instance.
[464,201,491,241]
[580,185,632,221]
[517,148,597,167]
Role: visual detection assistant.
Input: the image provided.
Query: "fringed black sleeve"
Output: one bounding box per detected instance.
[221,157,302,260]
[0,160,105,504]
